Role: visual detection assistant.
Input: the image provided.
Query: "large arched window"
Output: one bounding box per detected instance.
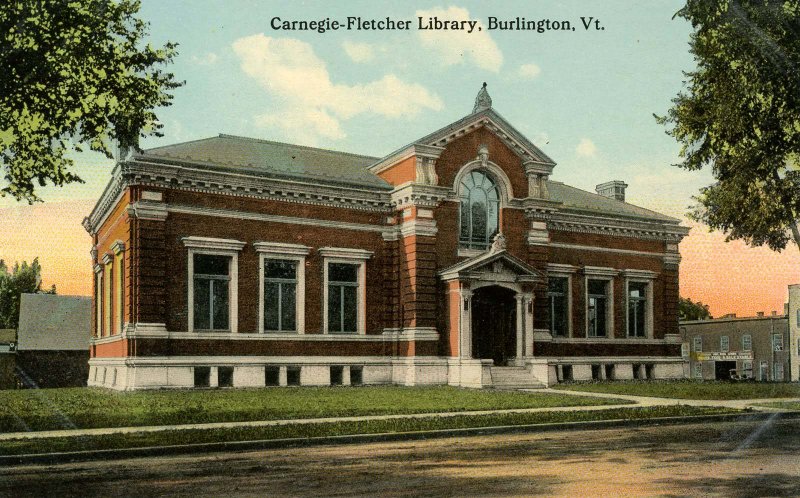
[459,170,500,249]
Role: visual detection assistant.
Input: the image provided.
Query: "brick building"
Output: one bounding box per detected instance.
[83,86,688,390]
[680,311,792,381]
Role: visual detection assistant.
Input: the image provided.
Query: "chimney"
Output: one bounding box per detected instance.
[757,311,764,317]
[785,303,790,315]
[722,313,737,319]
[595,180,628,202]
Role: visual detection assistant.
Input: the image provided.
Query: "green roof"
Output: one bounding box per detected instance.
[140,134,390,190]
[547,181,680,223]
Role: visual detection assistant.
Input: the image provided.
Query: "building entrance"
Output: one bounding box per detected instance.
[714,360,737,380]
[471,286,517,365]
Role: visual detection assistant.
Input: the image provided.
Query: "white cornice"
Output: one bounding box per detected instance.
[549,211,689,242]
[400,219,438,238]
[253,242,311,256]
[318,247,374,260]
[110,241,125,255]
[547,263,579,274]
[181,236,246,252]
[582,266,619,278]
[390,183,451,209]
[127,200,168,222]
[621,269,658,279]
[368,143,445,174]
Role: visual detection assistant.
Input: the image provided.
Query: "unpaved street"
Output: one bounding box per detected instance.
[2,417,800,497]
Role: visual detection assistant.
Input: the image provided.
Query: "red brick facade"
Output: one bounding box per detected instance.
[84,104,688,389]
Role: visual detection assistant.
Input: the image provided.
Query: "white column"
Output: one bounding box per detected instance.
[460,289,473,359]
[515,295,525,366]
[524,293,534,357]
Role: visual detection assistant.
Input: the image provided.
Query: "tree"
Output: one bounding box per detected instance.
[0,0,182,203]
[658,1,800,252]
[0,258,56,329]
[679,297,713,321]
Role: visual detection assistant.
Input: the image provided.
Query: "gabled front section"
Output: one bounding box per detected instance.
[83,85,689,390]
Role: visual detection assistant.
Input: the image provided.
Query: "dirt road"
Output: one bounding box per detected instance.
[3,417,800,497]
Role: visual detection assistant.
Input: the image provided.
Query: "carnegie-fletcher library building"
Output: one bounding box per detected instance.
[84,87,689,390]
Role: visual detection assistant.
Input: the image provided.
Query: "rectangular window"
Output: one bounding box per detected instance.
[720,336,729,352]
[548,277,569,337]
[693,362,702,379]
[328,263,359,333]
[627,282,647,337]
[218,366,234,388]
[797,309,800,326]
[194,367,210,388]
[265,366,280,386]
[103,261,113,337]
[350,366,363,386]
[286,366,301,386]
[115,253,124,335]
[193,254,231,331]
[742,334,752,352]
[263,259,298,332]
[681,343,689,357]
[773,333,784,351]
[774,362,785,381]
[693,336,702,352]
[95,271,103,338]
[587,280,608,337]
[760,361,769,381]
[330,366,344,386]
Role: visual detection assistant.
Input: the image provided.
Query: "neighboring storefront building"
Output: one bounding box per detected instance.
[83,86,689,390]
[680,312,791,381]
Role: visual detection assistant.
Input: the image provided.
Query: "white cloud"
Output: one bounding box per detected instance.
[191,52,218,65]
[415,6,503,72]
[518,63,541,79]
[232,34,443,144]
[576,138,597,158]
[342,41,375,63]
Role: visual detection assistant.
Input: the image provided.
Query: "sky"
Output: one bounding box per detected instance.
[1,0,799,317]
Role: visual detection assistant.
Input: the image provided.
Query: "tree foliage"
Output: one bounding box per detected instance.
[679,297,713,321]
[659,0,800,251]
[0,0,182,203]
[0,258,56,329]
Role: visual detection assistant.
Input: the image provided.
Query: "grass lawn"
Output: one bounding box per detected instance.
[0,405,740,457]
[555,380,800,400]
[0,386,631,433]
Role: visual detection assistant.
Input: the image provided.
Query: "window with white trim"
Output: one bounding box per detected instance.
[256,242,309,334]
[693,336,702,352]
[183,237,245,333]
[548,276,569,337]
[328,263,359,333]
[773,333,784,351]
[112,242,125,335]
[264,260,298,332]
[627,281,648,338]
[743,361,753,378]
[103,254,113,337]
[742,334,752,352]
[774,362,785,381]
[587,279,609,337]
[693,362,702,379]
[720,335,729,352]
[192,254,231,331]
[320,247,372,334]
[94,266,103,338]
[459,170,500,250]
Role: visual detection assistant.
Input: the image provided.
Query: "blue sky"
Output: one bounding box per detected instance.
[2,0,713,218]
[14,0,798,316]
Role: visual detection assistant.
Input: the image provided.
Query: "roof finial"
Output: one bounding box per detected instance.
[473,82,492,113]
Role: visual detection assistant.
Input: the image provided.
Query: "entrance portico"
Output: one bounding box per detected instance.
[439,244,540,367]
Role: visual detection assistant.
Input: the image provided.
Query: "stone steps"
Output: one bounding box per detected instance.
[490,366,546,390]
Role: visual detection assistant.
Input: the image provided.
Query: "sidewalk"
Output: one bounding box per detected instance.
[1,390,796,442]
[539,388,800,411]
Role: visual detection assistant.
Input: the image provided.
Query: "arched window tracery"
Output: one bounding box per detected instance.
[459,170,500,250]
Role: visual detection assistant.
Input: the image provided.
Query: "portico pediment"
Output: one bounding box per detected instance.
[438,249,543,283]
